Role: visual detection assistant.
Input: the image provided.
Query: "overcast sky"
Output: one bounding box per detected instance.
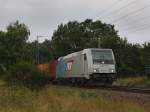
[0,0,150,43]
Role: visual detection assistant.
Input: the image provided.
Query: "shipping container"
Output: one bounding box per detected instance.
[37,63,49,72]
[49,60,57,79]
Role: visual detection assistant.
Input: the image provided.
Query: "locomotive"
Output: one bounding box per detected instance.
[39,48,117,85]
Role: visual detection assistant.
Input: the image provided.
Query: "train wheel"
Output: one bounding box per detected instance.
[106,79,113,85]
[79,78,87,86]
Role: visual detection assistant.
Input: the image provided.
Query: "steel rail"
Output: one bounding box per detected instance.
[54,83,150,95]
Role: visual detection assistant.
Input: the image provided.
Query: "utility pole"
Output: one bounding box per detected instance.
[36,35,49,64]
[98,37,101,48]
[36,36,40,64]
[148,55,150,75]
[92,28,102,48]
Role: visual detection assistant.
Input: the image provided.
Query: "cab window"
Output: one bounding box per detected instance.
[84,54,87,61]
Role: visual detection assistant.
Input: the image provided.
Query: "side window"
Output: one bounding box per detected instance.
[84,54,87,61]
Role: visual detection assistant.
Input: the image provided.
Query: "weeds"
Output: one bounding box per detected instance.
[114,76,150,87]
[0,85,146,112]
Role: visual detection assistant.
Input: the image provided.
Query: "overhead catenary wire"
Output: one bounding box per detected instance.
[122,24,150,35]
[111,4,150,23]
[120,21,150,31]
[95,0,150,33]
[101,0,138,19]
[118,15,150,27]
[95,0,124,19]
[93,0,150,42]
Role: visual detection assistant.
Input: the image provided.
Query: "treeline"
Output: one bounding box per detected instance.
[0,20,150,78]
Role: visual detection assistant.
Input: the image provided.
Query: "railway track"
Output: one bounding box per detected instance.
[94,85,150,95]
[57,83,150,95]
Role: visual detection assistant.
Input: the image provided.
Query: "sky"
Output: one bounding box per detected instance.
[0,0,150,43]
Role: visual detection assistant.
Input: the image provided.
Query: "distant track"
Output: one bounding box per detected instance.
[56,84,150,95]
[89,85,150,95]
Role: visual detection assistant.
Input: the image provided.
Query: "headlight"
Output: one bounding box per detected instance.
[111,69,114,73]
[109,69,115,73]
[94,69,97,73]
[94,69,99,73]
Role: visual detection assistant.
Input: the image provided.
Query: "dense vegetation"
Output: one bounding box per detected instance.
[0,21,51,88]
[0,85,148,112]
[115,76,150,87]
[0,19,149,80]
[5,62,50,89]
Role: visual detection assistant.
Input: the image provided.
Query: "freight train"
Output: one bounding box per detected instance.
[39,48,117,85]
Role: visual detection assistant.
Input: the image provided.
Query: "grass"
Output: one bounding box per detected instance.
[0,83,147,112]
[114,76,150,88]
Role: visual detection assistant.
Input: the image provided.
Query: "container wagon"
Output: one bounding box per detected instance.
[37,60,57,80]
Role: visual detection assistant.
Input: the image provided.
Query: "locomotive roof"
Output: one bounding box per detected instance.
[58,48,113,60]
[85,48,112,50]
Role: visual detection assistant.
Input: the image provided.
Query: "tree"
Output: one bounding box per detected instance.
[22,40,54,64]
[51,19,120,58]
[38,40,54,63]
[0,21,30,70]
[142,42,150,75]
[0,31,7,72]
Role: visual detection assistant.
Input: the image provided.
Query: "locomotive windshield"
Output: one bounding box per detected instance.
[92,50,114,64]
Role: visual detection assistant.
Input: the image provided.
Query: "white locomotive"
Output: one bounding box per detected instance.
[56,48,116,85]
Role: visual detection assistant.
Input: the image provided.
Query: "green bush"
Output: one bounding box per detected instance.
[5,62,51,89]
